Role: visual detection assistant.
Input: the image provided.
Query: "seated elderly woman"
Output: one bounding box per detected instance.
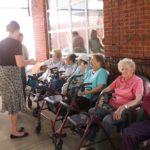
[61,54,91,95]
[72,54,109,111]
[51,53,78,91]
[74,54,91,76]
[42,49,64,69]
[86,58,144,150]
[39,49,64,81]
[59,53,77,77]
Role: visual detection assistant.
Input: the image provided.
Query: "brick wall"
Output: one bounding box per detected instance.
[104,0,150,59]
[31,0,48,62]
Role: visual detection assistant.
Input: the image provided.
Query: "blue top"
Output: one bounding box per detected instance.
[83,67,109,100]
[74,65,92,79]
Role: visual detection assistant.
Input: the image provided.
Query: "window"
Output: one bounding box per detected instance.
[46,0,104,55]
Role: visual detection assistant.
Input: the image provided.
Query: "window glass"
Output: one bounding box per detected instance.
[58,10,69,29]
[58,0,68,9]
[0,0,28,8]
[50,32,59,50]
[88,0,103,26]
[57,0,69,29]
[48,10,58,30]
[59,31,72,55]
[71,1,86,28]
[59,31,70,49]
[48,0,57,10]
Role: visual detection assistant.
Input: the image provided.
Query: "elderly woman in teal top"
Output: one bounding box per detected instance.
[75,54,109,111]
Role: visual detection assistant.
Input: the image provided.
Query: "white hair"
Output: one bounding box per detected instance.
[118,58,136,72]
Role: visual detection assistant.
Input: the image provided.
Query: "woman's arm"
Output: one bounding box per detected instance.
[124,94,142,108]
[15,55,36,68]
[101,87,111,94]
[113,93,142,121]
[84,84,104,94]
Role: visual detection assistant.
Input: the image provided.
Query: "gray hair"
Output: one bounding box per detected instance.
[118,58,136,72]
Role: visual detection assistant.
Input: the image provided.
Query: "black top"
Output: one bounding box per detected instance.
[0,37,22,66]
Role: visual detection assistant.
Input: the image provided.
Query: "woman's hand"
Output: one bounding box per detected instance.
[97,96,105,107]
[113,105,125,121]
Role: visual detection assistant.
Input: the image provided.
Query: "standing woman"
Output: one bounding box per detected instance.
[0,21,36,138]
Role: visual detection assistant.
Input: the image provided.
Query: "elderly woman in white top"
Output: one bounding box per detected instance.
[59,53,77,77]
[43,49,63,68]
[39,49,64,81]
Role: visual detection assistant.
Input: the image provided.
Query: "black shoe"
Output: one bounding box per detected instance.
[10,132,29,139]
[18,127,25,132]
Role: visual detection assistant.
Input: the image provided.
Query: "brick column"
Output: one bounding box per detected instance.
[31,0,49,62]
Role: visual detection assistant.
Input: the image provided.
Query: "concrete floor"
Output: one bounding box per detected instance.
[0,97,145,150]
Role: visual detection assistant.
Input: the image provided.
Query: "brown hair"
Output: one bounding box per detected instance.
[6,21,20,33]
[93,54,105,67]
[67,54,77,63]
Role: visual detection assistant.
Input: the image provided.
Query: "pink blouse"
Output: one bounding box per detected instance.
[109,75,144,108]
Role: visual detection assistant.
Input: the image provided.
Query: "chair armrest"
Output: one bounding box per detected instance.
[78,83,92,91]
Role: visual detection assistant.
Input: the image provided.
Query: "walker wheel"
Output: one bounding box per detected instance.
[28,97,32,109]
[35,122,41,134]
[56,139,63,150]
[33,108,40,117]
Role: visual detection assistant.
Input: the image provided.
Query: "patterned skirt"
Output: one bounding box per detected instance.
[0,66,26,114]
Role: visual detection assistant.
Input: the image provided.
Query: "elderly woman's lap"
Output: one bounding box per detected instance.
[87,106,128,142]
[88,106,111,120]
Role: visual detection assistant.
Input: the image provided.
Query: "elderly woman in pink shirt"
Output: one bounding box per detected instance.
[86,58,144,149]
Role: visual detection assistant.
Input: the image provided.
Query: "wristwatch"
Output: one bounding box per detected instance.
[124,104,128,109]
